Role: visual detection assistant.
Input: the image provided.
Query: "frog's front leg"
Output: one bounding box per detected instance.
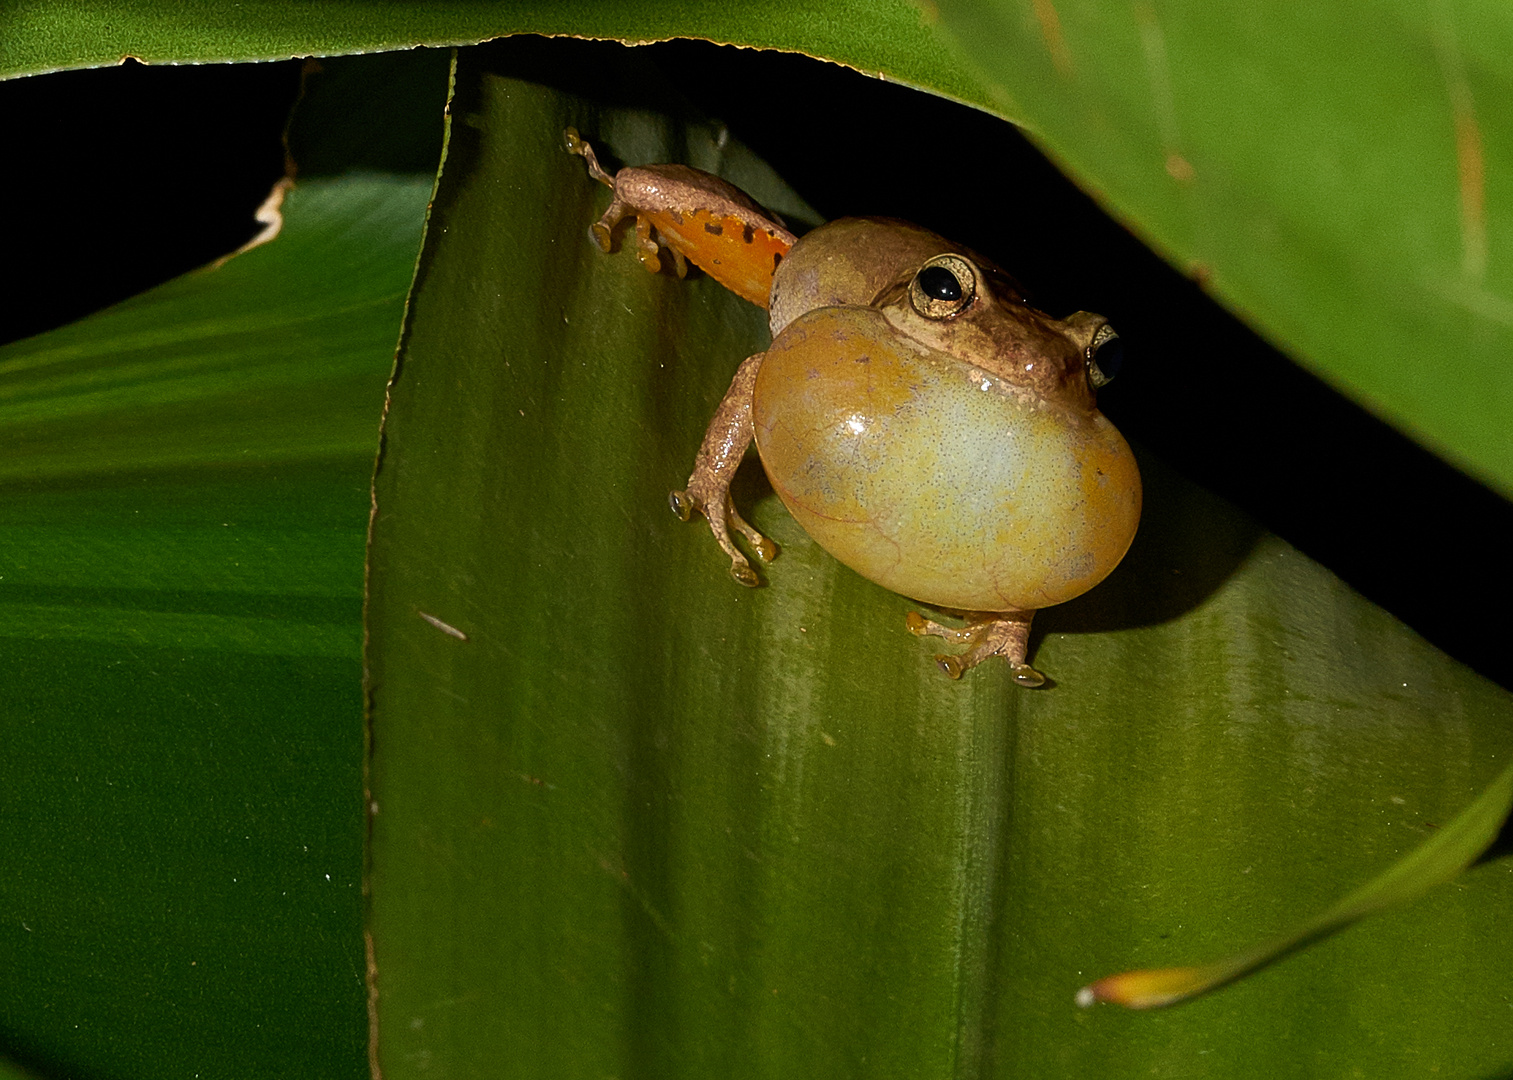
[905,609,1045,687]
[670,351,778,587]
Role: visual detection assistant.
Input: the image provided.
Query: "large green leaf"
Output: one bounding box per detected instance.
[366,39,1513,1079]
[1083,755,1513,1009]
[6,2,1513,499]
[5,10,1512,1078]
[929,0,1513,499]
[0,0,982,104]
[0,54,444,1079]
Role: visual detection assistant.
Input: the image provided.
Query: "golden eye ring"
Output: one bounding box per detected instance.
[908,255,977,320]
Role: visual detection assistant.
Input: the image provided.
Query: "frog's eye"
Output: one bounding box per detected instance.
[909,255,977,319]
[1087,324,1123,388]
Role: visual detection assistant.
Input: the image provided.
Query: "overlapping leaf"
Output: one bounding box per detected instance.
[0,55,444,1080]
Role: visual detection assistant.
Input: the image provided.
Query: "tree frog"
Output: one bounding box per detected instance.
[567,130,1140,686]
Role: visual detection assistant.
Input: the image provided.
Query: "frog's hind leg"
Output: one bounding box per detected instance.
[581,196,677,276]
[566,127,687,279]
[670,351,777,587]
[564,128,615,187]
[905,609,1044,687]
[566,128,641,256]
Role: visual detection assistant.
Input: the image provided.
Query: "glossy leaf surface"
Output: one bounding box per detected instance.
[930,0,1513,498]
[3,8,1511,1077]
[1085,756,1513,1009]
[0,55,443,1079]
[366,40,1513,1079]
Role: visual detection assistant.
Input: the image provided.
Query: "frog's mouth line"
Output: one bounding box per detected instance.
[869,277,912,309]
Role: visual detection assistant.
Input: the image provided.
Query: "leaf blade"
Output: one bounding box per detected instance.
[0,51,444,1079]
[1081,758,1513,1009]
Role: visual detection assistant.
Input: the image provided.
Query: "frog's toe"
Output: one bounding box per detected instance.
[634,216,664,274]
[932,653,967,680]
[727,504,777,563]
[668,247,688,280]
[669,488,697,522]
[637,246,664,274]
[907,609,1042,685]
[565,128,616,187]
[588,221,615,253]
[716,536,762,588]
[671,485,768,587]
[906,610,972,644]
[1009,663,1046,689]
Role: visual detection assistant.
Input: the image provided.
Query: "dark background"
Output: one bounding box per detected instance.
[3,41,1507,695]
[1,58,301,348]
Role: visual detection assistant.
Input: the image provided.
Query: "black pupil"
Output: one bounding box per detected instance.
[1092,336,1124,381]
[918,265,962,302]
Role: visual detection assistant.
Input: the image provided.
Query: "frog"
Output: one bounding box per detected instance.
[567,129,1141,686]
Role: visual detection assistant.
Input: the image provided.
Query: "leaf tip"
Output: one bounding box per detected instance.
[1076,966,1209,1010]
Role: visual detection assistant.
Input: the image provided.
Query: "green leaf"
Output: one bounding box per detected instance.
[1083,757,1513,1009]
[366,39,1513,1079]
[7,10,1512,1076]
[0,54,442,1079]
[0,0,983,106]
[8,3,1513,499]
[930,0,1513,496]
